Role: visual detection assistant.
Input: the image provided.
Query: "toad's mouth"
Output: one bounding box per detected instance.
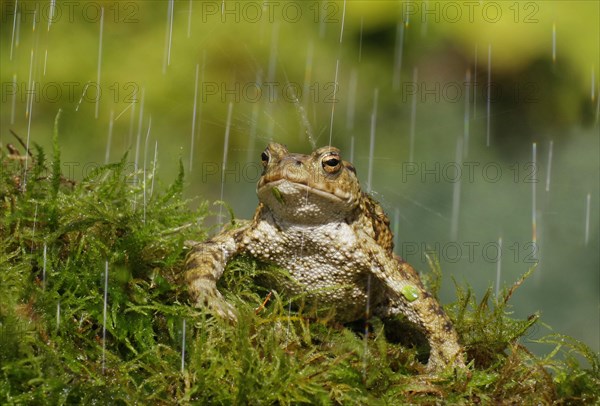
[257,178,351,203]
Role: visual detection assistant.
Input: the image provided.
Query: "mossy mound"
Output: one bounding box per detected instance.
[1,123,598,404]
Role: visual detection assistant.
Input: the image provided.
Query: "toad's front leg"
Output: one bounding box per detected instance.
[373,255,464,371]
[185,225,249,321]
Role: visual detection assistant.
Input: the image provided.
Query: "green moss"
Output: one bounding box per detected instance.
[1,141,598,404]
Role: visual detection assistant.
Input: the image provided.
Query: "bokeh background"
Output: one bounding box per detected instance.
[1,1,598,356]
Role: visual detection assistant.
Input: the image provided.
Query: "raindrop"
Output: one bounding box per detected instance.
[366,89,378,193]
[43,49,48,76]
[127,90,138,146]
[532,142,537,245]
[26,28,35,119]
[595,80,600,125]
[112,102,132,124]
[392,22,405,91]
[328,4,347,146]
[31,202,38,253]
[302,41,314,110]
[339,0,347,44]
[266,22,280,139]
[551,23,557,63]
[592,66,596,102]
[105,110,114,164]
[463,69,471,157]
[495,237,503,298]
[151,140,158,198]
[56,301,61,331]
[42,242,47,290]
[318,3,326,37]
[285,301,292,346]
[346,68,358,132]
[473,44,478,118]
[362,274,372,381]
[47,0,56,32]
[75,82,91,112]
[218,102,234,225]
[486,44,492,147]
[358,17,364,63]
[163,0,174,74]
[393,207,400,249]
[187,0,193,38]
[246,69,262,163]
[102,260,109,374]
[24,62,35,189]
[421,0,429,36]
[190,63,200,171]
[26,5,40,125]
[535,212,543,278]
[292,86,315,149]
[10,73,17,124]
[403,1,411,27]
[299,42,316,147]
[95,7,104,119]
[181,318,186,373]
[450,138,463,241]
[545,140,553,192]
[10,0,18,60]
[267,22,279,85]
[134,87,146,182]
[15,8,21,50]
[143,116,152,224]
[328,58,340,146]
[585,193,591,246]
[409,67,418,162]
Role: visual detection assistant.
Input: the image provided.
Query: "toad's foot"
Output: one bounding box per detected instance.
[425,337,465,372]
[185,235,246,322]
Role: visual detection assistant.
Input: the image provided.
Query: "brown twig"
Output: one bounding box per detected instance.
[254,291,273,314]
[503,266,536,305]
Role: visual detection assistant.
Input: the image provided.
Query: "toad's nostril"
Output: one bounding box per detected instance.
[282,155,303,166]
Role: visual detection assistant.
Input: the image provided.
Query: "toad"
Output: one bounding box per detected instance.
[186,143,464,370]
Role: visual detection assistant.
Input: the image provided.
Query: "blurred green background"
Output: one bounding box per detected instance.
[1,1,598,355]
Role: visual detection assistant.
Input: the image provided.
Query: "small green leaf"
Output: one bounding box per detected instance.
[271,186,285,204]
[401,284,420,302]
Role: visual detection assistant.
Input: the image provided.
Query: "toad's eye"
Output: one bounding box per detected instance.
[321,154,342,174]
[261,150,270,166]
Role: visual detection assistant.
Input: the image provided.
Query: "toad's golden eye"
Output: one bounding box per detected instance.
[321,153,342,174]
[261,150,270,167]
